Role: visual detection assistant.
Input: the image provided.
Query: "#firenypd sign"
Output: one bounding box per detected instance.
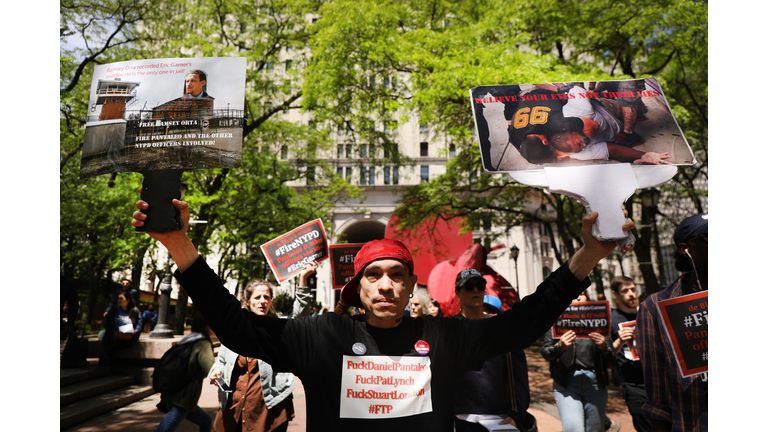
[80,57,246,179]
[329,244,365,289]
[260,219,329,284]
[552,301,611,338]
[656,291,708,378]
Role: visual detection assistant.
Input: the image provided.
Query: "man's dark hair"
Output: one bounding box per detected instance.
[520,136,556,164]
[610,275,634,292]
[187,69,207,82]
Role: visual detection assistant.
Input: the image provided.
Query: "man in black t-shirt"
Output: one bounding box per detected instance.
[610,276,652,432]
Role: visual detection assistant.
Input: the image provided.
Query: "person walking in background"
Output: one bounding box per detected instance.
[541,291,615,432]
[155,314,215,432]
[207,262,316,432]
[636,214,708,432]
[452,271,537,432]
[610,276,651,432]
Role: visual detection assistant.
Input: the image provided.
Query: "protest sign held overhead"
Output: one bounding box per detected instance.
[329,244,365,289]
[657,291,708,378]
[261,219,329,284]
[469,78,693,242]
[80,57,246,179]
[470,78,694,172]
[553,301,611,338]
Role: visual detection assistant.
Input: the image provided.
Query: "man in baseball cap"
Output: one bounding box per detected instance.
[636,214,708,432]
[132,196,636,431]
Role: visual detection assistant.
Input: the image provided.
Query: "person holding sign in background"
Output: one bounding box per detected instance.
[541,291,616,432]
[636,214,708,432]
[131,195,634,431]
[207,262,315,432]
[609,276,651,432]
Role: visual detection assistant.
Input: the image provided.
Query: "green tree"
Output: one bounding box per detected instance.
[304,0,707,294]
[60,0,362,329]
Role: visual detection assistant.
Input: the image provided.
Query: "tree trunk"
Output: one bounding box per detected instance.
[631,199,660,295]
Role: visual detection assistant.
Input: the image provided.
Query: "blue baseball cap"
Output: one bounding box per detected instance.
[483,295,502,315]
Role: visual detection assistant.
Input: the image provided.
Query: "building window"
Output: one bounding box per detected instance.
[360,145,367,158]
[385,122,395,135]
[419,122,429,133]
[384,167,391,185]
[312,17,318,24]
[360,167,367,185]
[345,144,352,158]
[337,166,343,177]
[337,144,344,159]
[449,144,456,158]
[393,167,399,185]
[543,266,552,279]
[345,167,352,180]
[368,167,375,185]
[368,144,375,158]
[420,142,428,157]
[307,166,315,184]
[280,145,288,160]
[285,60,292,71]
[420,165,429,183]
[266,62,274,71]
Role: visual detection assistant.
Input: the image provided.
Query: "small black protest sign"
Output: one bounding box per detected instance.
[657,291,708,377]
[260,219,329,284]
[618,320,640,361]
[329,244,365,289]
[553,301,611,338]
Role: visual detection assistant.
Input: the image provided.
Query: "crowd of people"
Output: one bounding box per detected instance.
[61,198,706,432]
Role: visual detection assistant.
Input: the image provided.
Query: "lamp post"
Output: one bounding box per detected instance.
[640,187,667,289]
[510,245,520,290]
[150,252,175,338]
[151,181,189,338]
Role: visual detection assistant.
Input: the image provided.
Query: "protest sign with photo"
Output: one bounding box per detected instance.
[552,301,611,338]
[470,78,695,173]
[657,291,708,378]
[618,320,640,361]
[80,57,247,179]
[329,244,365,289]
[260,219,329,284]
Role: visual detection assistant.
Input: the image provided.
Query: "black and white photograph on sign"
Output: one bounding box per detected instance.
[470,78,696,173]
[80,57,247,179]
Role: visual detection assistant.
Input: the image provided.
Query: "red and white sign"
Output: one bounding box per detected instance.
[340,355,433,419]
[260,219,329,284]
[619,320,640,361]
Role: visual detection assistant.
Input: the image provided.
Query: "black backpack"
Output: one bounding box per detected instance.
[152,339,208,394]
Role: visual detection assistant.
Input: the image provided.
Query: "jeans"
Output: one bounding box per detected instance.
[155,404,212,432]
[553,369,607,432]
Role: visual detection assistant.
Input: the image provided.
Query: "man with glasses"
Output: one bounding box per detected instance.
[636,214,708,432]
